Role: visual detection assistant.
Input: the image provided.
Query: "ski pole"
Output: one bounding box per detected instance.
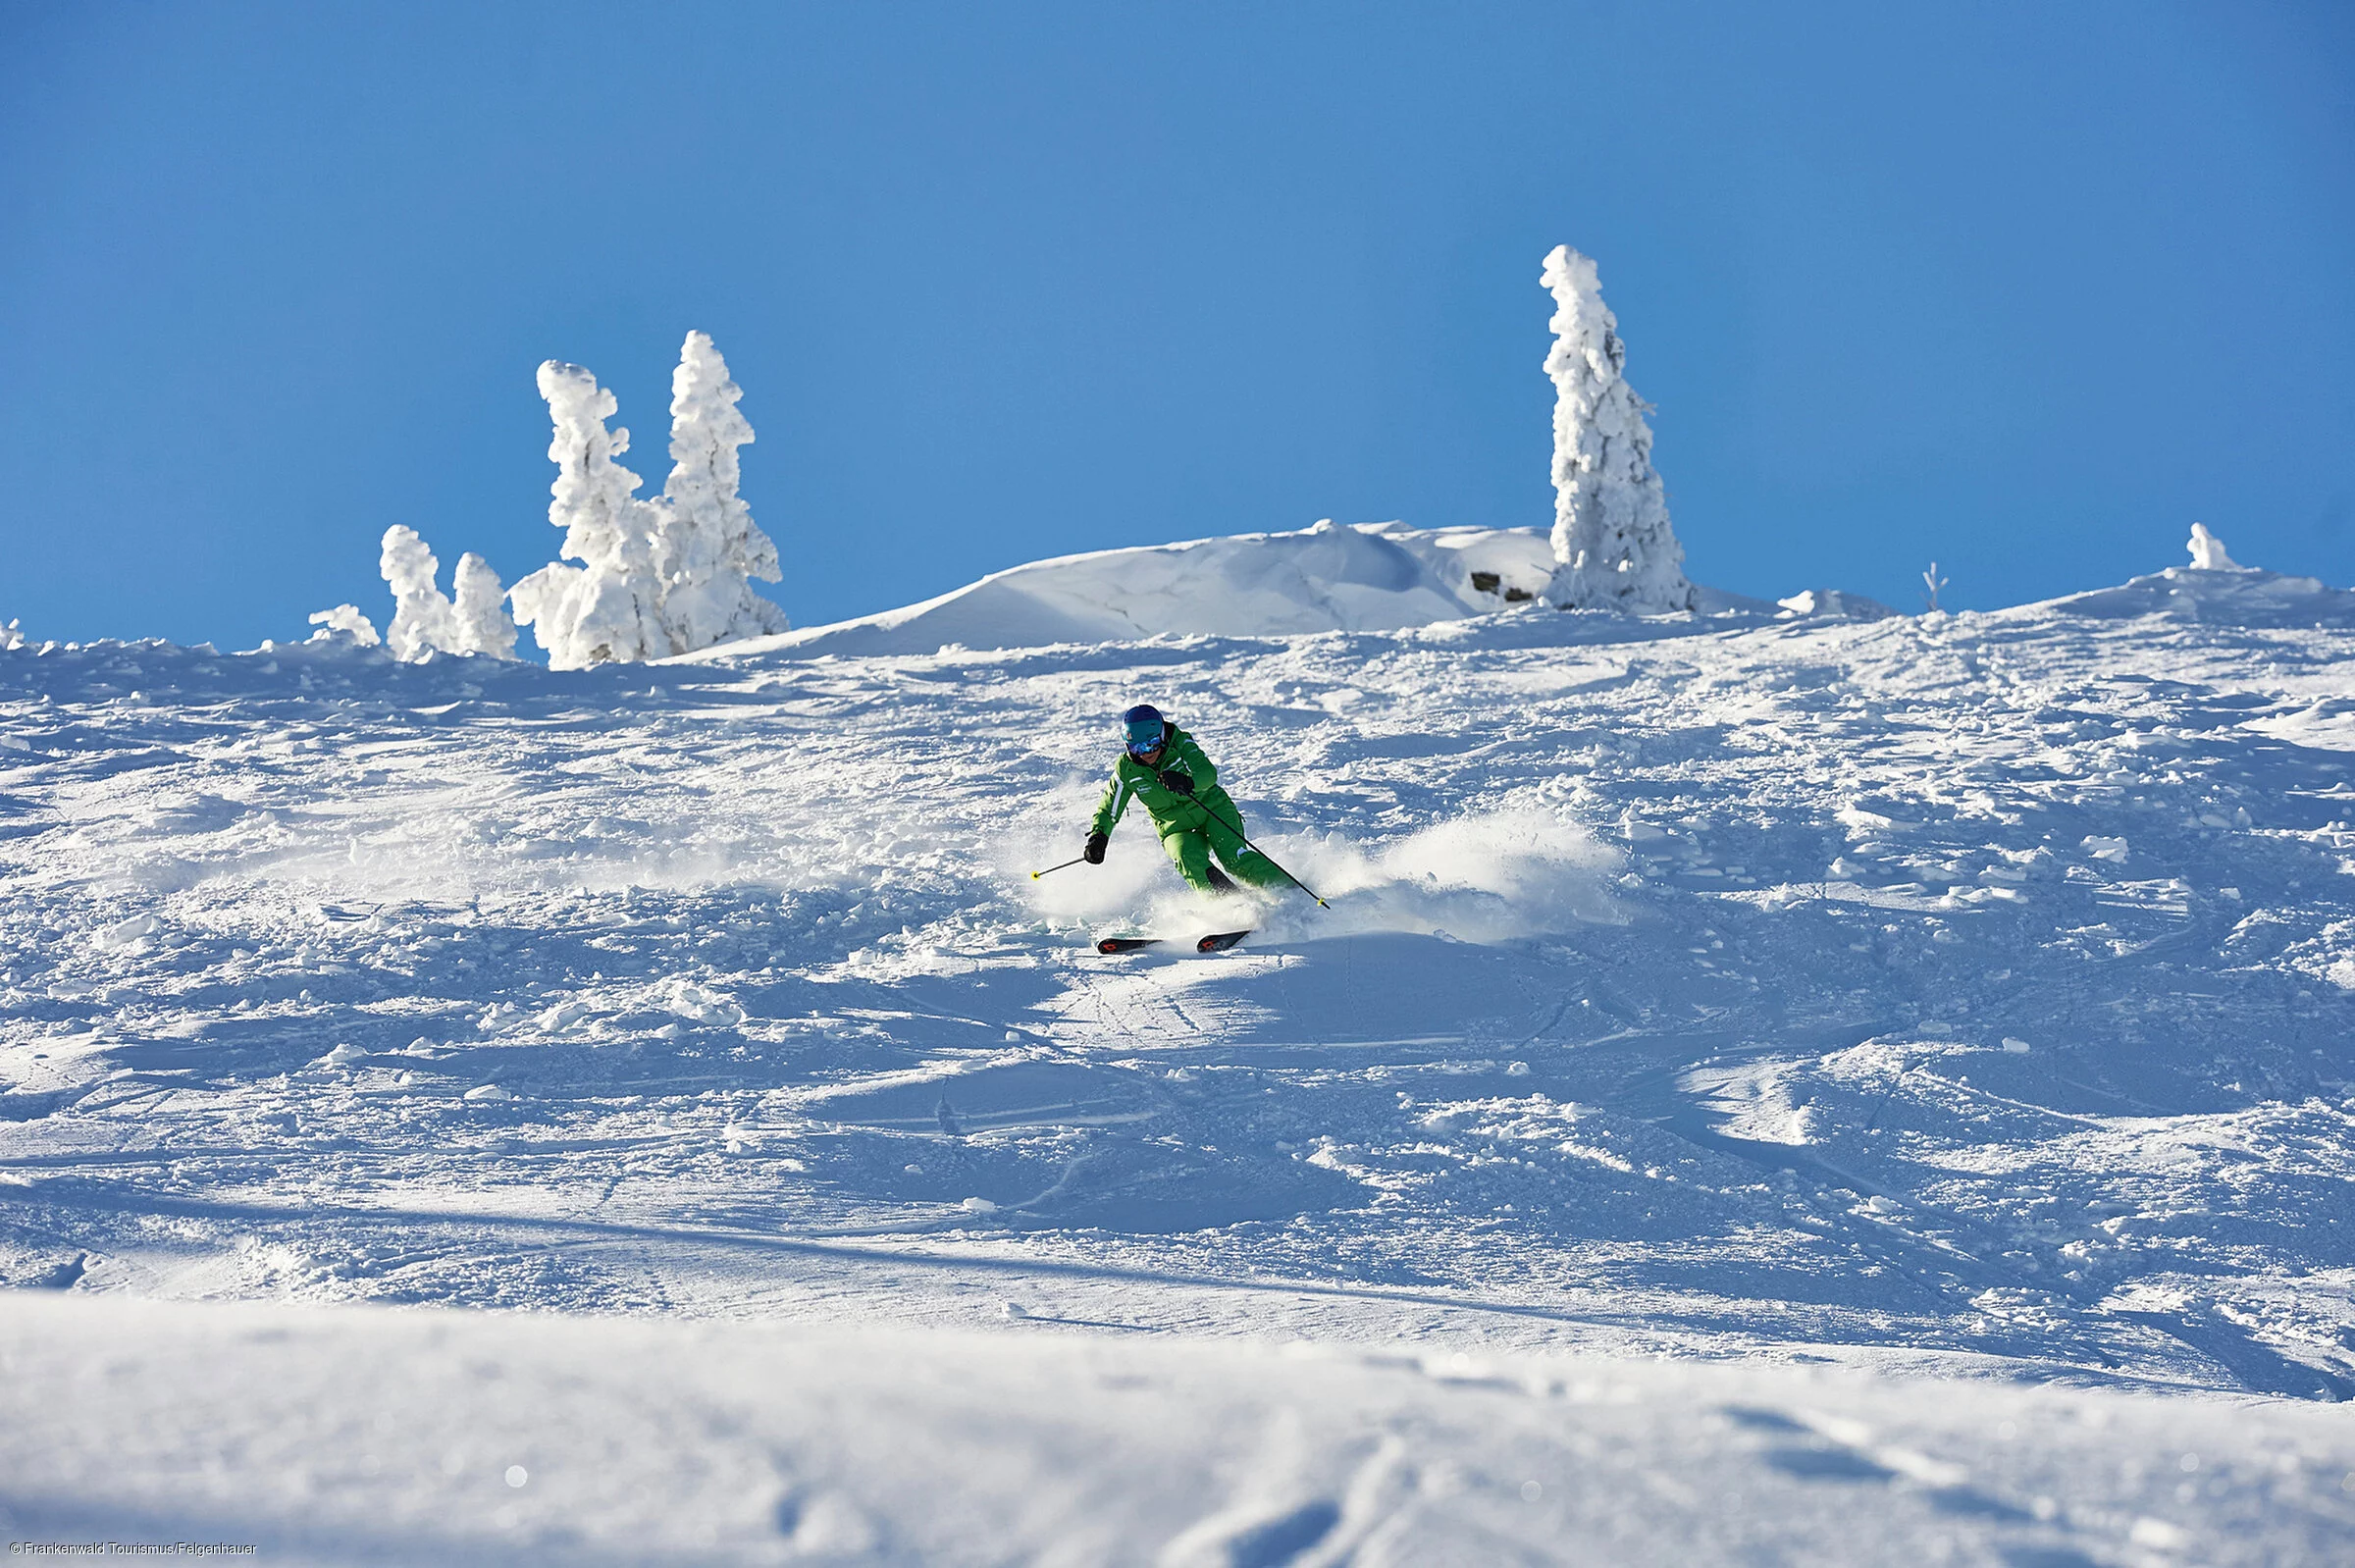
[1192,797,1329,909]
[1029,856,1088,880]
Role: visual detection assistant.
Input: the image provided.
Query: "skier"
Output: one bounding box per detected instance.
[1082,705,1291,897]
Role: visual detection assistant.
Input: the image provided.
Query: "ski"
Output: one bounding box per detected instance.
[1093,930,1251,955]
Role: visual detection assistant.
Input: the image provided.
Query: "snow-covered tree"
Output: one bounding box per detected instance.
[509,363,669,668]
[307,605,381,646]
[381,525,459,660]
[451,551,520,659]
[378,525,519,661]
[1540,245,1695,613]
[508,337,785,666]
[2188,523,2243,571]
[652,331,788,652]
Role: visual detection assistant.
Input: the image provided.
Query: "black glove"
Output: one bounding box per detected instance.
[1083,831,1108,864]
[1158,768,1195,796]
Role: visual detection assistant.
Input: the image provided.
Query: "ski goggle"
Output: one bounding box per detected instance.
[1125,717,1166,754]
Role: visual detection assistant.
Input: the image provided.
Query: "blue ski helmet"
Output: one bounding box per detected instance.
[1122,704,1167,756]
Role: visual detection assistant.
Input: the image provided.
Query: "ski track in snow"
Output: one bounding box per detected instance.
[5,589,2355,1560]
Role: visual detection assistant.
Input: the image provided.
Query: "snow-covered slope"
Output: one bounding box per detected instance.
[6,557,2355,1559]
[6,1291,2349,1565]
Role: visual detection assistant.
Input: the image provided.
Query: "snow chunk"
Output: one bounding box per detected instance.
[0,618,23,651]
[315,1043,367,1069]
[536,1000,591,1033]
[1776,589,1897,621]
[2081,836,2129,862]
[307,605,381,647]
[94,913,160,950]
[2187,523,2242,571]
[663,980,746,1025]
[463,1084,513,1102]
[1539,245,1694,614]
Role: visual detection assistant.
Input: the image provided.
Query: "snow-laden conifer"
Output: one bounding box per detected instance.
[652,332,788,653]
[380,526,460,661]
[379,527,520,661]
[1540,245,1694,613]
[451,552,520,659]
[510,363,669,668]
[307,605,381,646]
[2188,523,2243,571]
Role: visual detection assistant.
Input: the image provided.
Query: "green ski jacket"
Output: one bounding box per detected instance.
[1089,725,1238,840]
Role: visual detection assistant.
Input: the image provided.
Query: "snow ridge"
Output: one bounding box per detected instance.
[708,519,1563,660]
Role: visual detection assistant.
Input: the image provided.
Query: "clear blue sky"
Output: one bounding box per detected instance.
[4,1,2350,650]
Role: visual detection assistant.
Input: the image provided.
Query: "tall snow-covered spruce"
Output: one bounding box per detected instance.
[510,363,670,669]
[654,332,787,650]
[1541,245,1695,613]
[511,335,785,668]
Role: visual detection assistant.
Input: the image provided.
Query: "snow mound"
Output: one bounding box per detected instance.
[2045,568,2355,628]
[2047,525,2355,627]
[706,520,1562,659]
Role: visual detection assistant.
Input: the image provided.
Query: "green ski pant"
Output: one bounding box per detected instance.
[1160,811,1288,896]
